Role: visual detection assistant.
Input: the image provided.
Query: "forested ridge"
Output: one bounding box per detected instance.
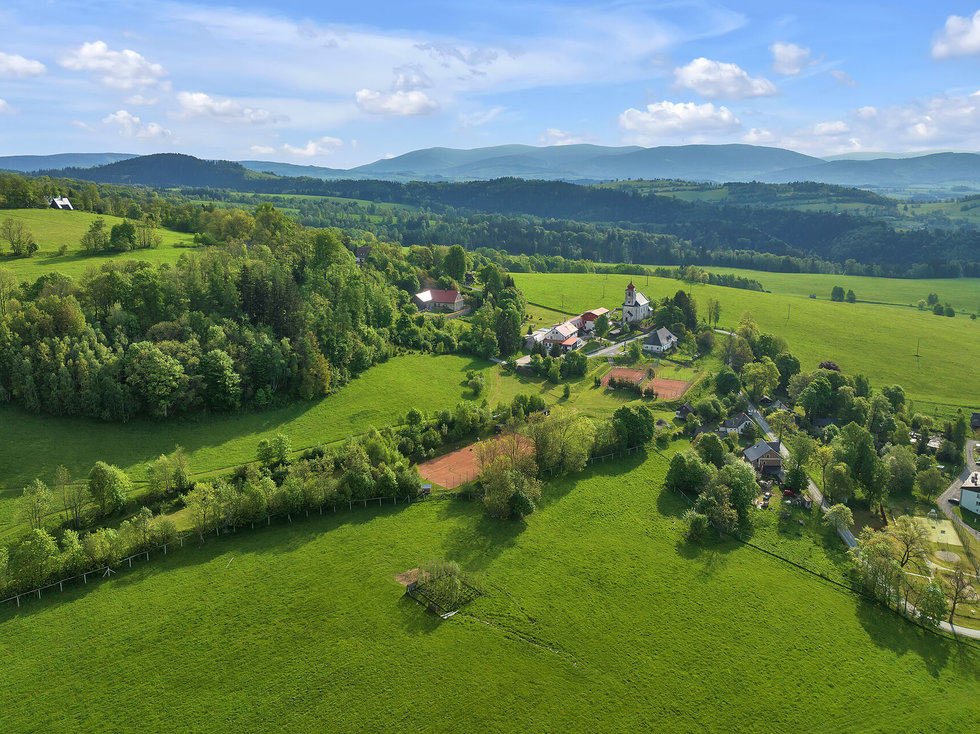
[16,155,980,277]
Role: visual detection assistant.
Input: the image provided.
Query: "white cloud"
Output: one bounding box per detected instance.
[540,128,589,146]
[742,128,775,144]
[458,106,505,128]
[932,10,980,58]
[61,41,166,89]
[102,109,170,138]
[0,51,46,78]
[281,136,343,157]
[0,99,13,115]
[812,120,849,136]
[769,42,811,75]
[830,69,856,86]
[177,91,279,123]
[619,101,741,142]
[674,58,778,99]
[355,89,438,116]
[392,64,432,92]
[125,94,158,105]
[249,145,276,155]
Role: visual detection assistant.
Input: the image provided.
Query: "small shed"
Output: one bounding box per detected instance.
[420,484,432,497]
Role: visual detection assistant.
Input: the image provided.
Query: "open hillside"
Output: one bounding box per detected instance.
[512,272,980,416]
[1,448,977,732]
[0,208,195,280]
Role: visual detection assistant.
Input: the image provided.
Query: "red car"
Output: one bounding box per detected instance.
[783,489,795,497]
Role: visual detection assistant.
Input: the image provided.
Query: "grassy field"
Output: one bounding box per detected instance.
[704,267,980,313]
[0,208,196,281]
[1,447,977,731]
[513,272,980,418]
[0,354,508,535]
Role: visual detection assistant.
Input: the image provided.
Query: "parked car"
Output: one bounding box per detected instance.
[783,489,795,497]
[948,498,960,506]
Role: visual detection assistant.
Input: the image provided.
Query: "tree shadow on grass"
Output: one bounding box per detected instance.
[852,598,978,678]
[434,499,525,573]
[397,593,443,635]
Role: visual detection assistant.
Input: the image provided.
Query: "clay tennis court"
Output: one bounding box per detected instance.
[418,435,533,489]
[601,367,649,387]
[643,377,692,400]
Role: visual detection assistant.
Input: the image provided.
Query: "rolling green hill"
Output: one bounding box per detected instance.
[512,272,980,416]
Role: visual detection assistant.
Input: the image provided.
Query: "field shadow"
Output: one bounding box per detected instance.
[852,599,971,678]
[396,593,443,635]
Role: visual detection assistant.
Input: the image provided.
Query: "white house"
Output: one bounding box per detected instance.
[543,320,583,353]
[642,327,677,354]
[720,412,753,435]
[622,282,651,324]
[49,196,73,210]
[413,289,464,312]
[962,473,980,514]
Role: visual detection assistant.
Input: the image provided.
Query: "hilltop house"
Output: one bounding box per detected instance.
[355,246,372,264]
[720,413,753,436]
[49,196,73,210]
[643,327,677,354]
[413,289,463,312]
[622,282,651,324]
[743,440,783,473]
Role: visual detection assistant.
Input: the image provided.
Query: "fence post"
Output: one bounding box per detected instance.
[59,581,63,592]
[83,572,87,583]
[128,557,132,568]
[164,544,167,555]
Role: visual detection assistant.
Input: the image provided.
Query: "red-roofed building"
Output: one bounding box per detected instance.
[413,289,464,312]
[580,307,610,332]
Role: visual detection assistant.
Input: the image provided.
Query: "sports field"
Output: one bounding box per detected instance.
[1,449,977,732]
[514,272,980,416]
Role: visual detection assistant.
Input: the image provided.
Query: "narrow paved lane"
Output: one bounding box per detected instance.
[937,440,980,546]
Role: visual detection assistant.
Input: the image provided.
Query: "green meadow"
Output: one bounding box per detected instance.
[705,267,980,313]
[0,208,195,281]
[1,448,977,732]
[0,354,513,535]
[514,272,980,417]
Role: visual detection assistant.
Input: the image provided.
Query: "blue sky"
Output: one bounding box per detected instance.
[1,1,979,165]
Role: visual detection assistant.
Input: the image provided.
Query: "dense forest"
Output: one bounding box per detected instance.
[0,194,528,421]
[15,155,980,277]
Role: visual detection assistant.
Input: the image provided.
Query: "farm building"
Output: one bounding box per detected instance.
[743,440,783,473]
[720,413,753,436]
[49,196,73,210]
[413,289,464,312]
[642,327,677,354]
[524,327,550,349]
[355,246,372,263]
[580,307,610,332]
[622,282,651,324]
[961,473,980,514]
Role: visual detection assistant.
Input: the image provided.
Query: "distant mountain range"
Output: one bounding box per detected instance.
[8,144,980,191]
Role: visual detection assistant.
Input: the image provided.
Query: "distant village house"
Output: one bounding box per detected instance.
[743,440,783,474]
[643,327,677,354]
[355,246,372,264]
[49,196,73,210]
[413,289,463,312]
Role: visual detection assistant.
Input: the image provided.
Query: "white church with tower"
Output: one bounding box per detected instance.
[622,281,651,324]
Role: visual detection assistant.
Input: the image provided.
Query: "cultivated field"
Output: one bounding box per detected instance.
[1,449,977,732]
[0,208,195,281]
[514,272,980,417]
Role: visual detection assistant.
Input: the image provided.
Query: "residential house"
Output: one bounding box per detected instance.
[643,327,678,354]
[972,412,980,430]
[355,246,372,264]
[960,473,980,513]
[413,289,464,312]
[675,402,695,420]
[720,412,753,436]
[542,319,583,353]
[524,327,550,349]
[743,440,783,473]
[622,282,651,324]
[49,196,73,210]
